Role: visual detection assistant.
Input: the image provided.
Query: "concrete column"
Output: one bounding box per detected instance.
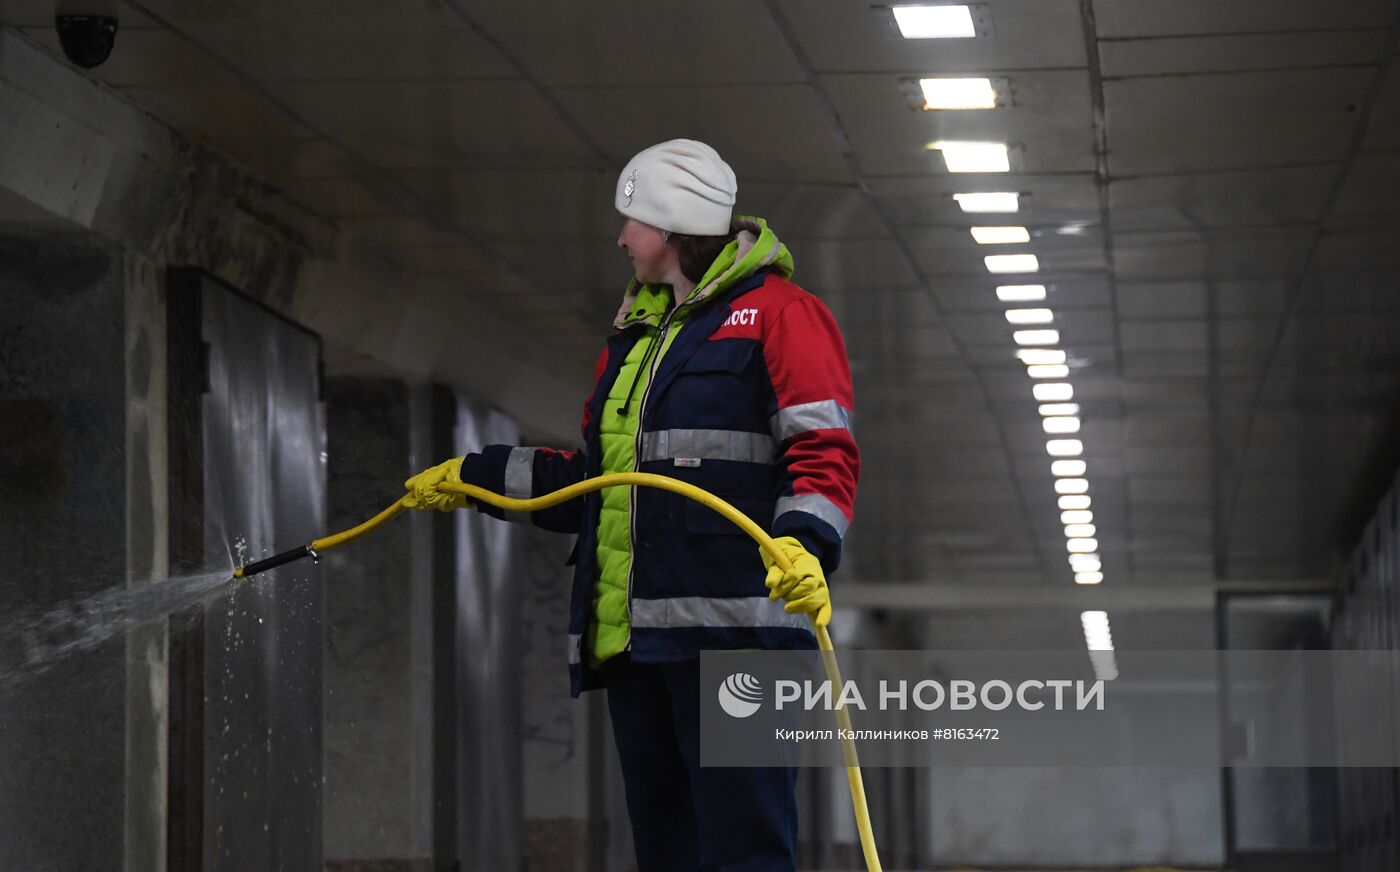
[518,521,588,870]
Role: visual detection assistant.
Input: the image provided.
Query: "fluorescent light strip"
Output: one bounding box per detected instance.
[921,77,996,109]
[1017,348,1064,365]
[1086,646,1117,675]
[997,284,1045,301]
[1059,495,1091,511]
[1032,382,1073,401]
[985,253,1039,273]
[933,141,1010,173]
[1039,403,1078,416]
[1081,610,1109,630]
[1043,416,1080,434]
[955,192,1019,213]
[1028,364,1069,379]
[1065,523,1096,538]
[1047,439,1083,457]
[971,225,1029,244]
[1069,553,1100,570]
[893,5,977,38]
[1005,308,1053,325]
[1061,510,1093,524]
[1014,329,1059,346]
[1075,571,1103,585]
[1090,660,1118,681]
[1051,460,1086,477]
[1055,478,1089,495]
[1067,537,1098,553]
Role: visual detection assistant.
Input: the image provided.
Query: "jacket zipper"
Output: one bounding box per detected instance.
[622,302,682,653]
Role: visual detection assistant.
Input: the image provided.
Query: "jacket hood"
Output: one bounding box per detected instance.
[613,215,793,330]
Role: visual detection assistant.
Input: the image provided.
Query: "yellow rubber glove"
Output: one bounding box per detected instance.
[402,457,472,512]
[760,536,831,629]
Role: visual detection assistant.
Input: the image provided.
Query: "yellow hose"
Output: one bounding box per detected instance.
[303,472,882,871]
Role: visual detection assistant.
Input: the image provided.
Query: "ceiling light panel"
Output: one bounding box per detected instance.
[1043,416,1080,434]
[1032,382,1073,401]
[1017,348,1065,365]
[933,141,1010,173]
[1005,308,1053,325]
[971,225,1029,244]
[892,5,977,38]
[955,192,1019,213]
[1051,460,1086,477]
[920,77,998,109]
[1013,329,1059,346]
[1047,439,1084,457]
[985,254,1039,273]
[998,284,1045,301]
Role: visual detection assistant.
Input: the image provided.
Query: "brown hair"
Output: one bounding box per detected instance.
[671,220,741,284]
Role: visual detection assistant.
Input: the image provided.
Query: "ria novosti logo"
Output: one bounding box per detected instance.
[718,672,764,718]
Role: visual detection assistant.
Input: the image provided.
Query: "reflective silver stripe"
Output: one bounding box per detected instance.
[639,429,776,465]
[769,400,853,442]
[568,633,582,665]
[775,493,850,538]
[631,596,810,631]
[504,446,537,498]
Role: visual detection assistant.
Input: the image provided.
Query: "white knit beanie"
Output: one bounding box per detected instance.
[615,139,737,236]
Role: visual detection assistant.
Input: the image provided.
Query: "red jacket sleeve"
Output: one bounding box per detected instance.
[762,294,860,573]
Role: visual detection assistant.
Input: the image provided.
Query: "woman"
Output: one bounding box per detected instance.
[405,138,859,871]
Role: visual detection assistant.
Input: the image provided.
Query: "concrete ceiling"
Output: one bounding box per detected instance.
[4,0,1398,649]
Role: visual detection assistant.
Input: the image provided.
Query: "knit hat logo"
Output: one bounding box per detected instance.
[623,170,636,204]
[718,672,764,719]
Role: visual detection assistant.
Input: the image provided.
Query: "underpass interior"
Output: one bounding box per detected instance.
[2,1,1399,870]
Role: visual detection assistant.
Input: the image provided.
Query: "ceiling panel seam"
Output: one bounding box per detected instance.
[1098,27,1394,42]
[1223,3,1400,558]
[431,0,616,168]
[761,0,1051,583]
[1103,62,1382,81]
[1080,0,1133,579]
[1114,161,1348,181]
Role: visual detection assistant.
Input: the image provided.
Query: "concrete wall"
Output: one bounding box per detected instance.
[0,234,129,871]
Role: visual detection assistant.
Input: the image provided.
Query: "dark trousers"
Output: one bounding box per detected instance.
[604,655,799,872]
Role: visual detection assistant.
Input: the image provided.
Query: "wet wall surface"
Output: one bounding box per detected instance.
[169,271,326,871]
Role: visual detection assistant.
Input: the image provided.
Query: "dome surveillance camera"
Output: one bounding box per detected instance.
[55,11,118,69]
